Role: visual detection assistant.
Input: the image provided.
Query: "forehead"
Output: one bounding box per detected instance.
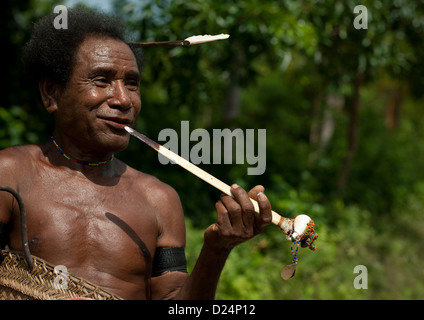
[73,36,139,74]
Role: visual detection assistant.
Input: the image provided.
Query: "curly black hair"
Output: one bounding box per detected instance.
[22,7,144,89]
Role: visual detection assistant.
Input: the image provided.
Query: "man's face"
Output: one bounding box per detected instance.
[54,36,141,153]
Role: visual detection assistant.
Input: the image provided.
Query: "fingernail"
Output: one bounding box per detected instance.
[231,184,239,189]
[257,192,265,200]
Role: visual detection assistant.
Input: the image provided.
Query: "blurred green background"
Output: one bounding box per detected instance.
[2,0,424,299]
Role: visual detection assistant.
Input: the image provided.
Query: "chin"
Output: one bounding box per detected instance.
[101,132,130,153]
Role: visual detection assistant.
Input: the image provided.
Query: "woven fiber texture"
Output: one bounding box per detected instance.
[0,250,123,300]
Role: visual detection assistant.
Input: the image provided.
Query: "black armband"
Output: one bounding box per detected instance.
[0,222,8,249]
[152,247,188,277]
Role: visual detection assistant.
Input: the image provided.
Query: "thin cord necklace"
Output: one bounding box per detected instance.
[51,136,114,166]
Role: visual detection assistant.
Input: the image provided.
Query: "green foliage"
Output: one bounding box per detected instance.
[0,106,37,148]
[185,181,424,299]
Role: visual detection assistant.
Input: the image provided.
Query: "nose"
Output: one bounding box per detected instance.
[108,81,132,110]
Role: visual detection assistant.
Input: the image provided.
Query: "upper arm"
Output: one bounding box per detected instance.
[142,177,188,299]
[145,179,186,248]
[0,148,21,223]
[0,148,22,247]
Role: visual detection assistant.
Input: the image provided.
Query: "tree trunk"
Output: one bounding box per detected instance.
[223,45,245,122]
[337,73,364,193]
[309,93,344,165]
[384,86,403,131]
[308,93,323,164]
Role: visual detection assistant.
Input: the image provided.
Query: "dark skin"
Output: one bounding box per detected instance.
[0,36,272,300]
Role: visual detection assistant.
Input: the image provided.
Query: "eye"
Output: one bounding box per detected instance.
[125,79,139,91]
[93,77,109,87]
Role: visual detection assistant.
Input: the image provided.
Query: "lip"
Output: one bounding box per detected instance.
[99,117,132,130]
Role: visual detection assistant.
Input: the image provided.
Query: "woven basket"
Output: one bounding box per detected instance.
[0,250,123,300]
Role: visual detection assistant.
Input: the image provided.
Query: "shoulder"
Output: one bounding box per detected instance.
[123,164,182,207]
[0,145,26,167]
[0,144,41,187]
[123,164,186,247]
[0,144,41,162]
[0,144,41,223]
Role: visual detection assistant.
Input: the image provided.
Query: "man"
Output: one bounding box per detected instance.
[0,8,272,300]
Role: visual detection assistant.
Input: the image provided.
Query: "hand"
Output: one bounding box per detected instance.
[204,184,272,253]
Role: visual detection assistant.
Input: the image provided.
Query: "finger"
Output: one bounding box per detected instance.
[220,193,243,228]
[230,184,255,229]
[230,184,255,215]
[247,185,265,201]
[215,199,231,230]
[255,191,272,231]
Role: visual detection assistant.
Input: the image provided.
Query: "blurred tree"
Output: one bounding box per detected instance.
[1,0,60,148]
[300,0,424,193]
[115,0,318,125]
[246,0,423,205]
[112,0,320,224]
[2,0,32,109]
[109,0,424,220]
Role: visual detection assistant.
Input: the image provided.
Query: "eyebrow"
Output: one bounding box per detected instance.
[126,70,141,82]
[88,67,140,81]
[88,67,115,78]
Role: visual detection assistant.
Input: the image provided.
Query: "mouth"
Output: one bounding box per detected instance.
[99,117,133,130]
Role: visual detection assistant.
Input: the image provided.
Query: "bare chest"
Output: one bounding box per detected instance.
[9,170,159,284]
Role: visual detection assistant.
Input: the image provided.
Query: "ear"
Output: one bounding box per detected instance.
[38,78,61,114]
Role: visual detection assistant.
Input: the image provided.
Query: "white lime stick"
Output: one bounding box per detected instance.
[124,126,300,237]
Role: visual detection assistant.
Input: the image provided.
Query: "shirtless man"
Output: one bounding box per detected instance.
[0,8,272,300]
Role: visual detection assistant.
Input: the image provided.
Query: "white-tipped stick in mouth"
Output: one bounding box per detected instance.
[127,126,318,249]
[124,126,134,134]
[124,126,299,237]
[126,126,317,250]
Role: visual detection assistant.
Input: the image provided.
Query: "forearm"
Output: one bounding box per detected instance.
[175,243,231,300]
[175,185,272,299]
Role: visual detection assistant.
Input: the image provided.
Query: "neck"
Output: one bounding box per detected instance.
[51,136,114,166]
[49,132,115,170]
